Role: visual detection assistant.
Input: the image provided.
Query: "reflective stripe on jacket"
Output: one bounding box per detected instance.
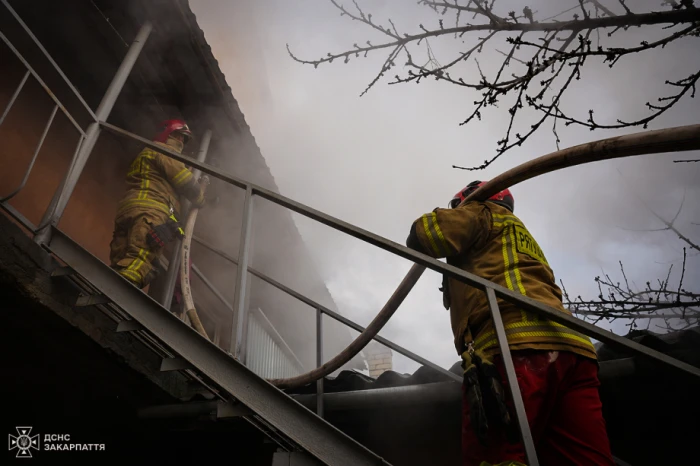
[116,142,204,218]
[406,201,597,361]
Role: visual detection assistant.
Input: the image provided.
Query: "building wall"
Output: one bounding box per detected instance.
[0,48,129,265]
[0,0,364,373]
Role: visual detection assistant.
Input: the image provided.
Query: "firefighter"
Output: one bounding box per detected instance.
[406,181,614,466]
[109,119,206,289]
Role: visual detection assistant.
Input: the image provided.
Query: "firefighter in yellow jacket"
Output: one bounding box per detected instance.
[406,181,614,466]
[109,119,206,289]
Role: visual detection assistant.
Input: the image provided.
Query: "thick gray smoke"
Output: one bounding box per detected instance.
[190,0,700,373]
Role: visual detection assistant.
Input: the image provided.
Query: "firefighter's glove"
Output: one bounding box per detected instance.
[145,217,184,250]
[440,275,451,310]
[191,176,210,209]
[193,191,206,209]
[462,348,488,445]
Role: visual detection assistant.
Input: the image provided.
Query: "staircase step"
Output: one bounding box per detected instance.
[116,319,144,333]
[160,357,195,372]
[50,266,75,277]
[47,227,390,466]
[75,294,111,307]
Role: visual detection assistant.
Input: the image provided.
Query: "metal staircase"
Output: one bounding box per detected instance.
[2,4,700,465]
[44,227,390,466]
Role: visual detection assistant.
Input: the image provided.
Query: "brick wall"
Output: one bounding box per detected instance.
[365,341,393,378]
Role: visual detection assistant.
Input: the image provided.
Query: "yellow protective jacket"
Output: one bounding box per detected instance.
[116,142,205,219]
[406,201,596,361]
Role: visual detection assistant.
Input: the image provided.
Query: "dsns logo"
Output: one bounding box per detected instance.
[8,427,40,458]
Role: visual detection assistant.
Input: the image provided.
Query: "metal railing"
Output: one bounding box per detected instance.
[0,24,86,230]
[0,0,460,392]
[190,233,462,383]
[95,123,700,465]
[2,5,700,465]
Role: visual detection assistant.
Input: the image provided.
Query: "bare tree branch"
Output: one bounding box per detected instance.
[290,1,700,169]
[563,256,700,330]
[616,168,700,253]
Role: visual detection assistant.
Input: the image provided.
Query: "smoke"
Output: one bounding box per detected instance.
[190,0,700,373]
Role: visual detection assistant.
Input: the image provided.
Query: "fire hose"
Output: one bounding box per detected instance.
[179,176,211,340]
[266,123,700,389]
[174,125,700,388]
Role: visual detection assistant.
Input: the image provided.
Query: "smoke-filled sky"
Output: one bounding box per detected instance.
[190,0,699,373]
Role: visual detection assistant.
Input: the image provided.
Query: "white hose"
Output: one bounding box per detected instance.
[180,176,211,340]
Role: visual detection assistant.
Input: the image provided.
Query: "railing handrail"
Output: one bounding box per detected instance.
[99,121,700,382]
[3,9,700,463]
[191,234,462,383]
[0,30,86,136]
[1,0,98,123]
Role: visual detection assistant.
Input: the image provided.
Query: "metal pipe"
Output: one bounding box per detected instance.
[191,130,212,179]
[486,288,538,466]
[0,70,29,127]
[1,0,98,122]
[1,105,58,202]
[292,382,461,412]
[100,121,700,383]
[316,308,324,418]
[0,31,85,135]
[231,186,254,361]
[251,318,261,375]
[255,323,262,377]
[94,24,153,120]
[290,357,639,411]
[254,320,262,375]
[156,130,213,308]
[34,22,153,245]
[265,333,272,379]
[246,321,253,369]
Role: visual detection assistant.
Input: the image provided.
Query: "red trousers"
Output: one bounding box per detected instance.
[462,350,614,466]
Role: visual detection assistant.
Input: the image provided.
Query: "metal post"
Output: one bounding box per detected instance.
[152,130,212,308]
[1,105,58,202]
[34,22,153,245]
[316,308,324,418]
[0,70,29,127]
[34,135,84,233]
[485,287,539,466]
[191,263,232,310]
[231,186,254,361]
[1,0,98,121]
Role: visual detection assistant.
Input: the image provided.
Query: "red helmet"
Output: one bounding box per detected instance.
[154,119,193,144]
[450,180,514,212]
